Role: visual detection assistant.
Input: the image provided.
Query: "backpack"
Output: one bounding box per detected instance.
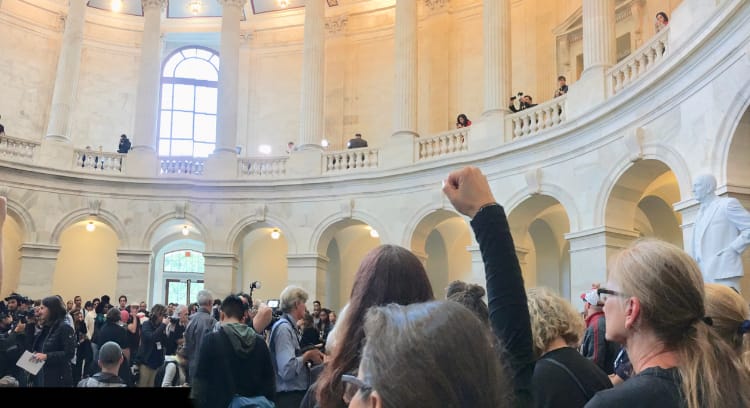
[153,360,180,387]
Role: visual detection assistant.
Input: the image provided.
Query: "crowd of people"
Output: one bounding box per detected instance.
[2,161,750,407]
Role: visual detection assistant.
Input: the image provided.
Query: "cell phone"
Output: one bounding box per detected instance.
[266,299,280,308]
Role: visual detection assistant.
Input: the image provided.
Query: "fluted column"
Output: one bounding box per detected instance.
[216,0,247,154]
[128,0,165,177]
[582,0,615,71]
[483,0,511,116]
[392,0,418,138]
[298,0,326,150]
[204,0,246,178]
[45,0,87,142]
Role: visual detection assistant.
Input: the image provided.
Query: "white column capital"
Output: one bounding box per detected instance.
[141,0,166,11]
[217,0,247,9]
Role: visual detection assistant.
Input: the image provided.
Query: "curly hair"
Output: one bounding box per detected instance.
[526,287,584,358]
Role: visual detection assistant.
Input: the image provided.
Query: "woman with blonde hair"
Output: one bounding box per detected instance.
[527,287,611,407]
[587,239,750,408]
[704,283,750,371]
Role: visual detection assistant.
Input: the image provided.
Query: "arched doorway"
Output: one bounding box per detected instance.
[235,224,289,304]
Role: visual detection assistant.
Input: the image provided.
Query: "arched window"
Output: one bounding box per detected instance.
[159,47,220,158]
[163,249,205,305]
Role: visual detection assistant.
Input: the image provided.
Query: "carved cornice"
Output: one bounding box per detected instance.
[325,14,348,35]
[141,0,166,11]
[424,0,449,11]
[217,0,248,9]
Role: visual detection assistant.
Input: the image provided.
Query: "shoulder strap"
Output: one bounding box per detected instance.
[538,356,592,401]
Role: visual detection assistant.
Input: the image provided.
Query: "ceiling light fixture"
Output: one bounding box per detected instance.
[367,226,379,238]
[86,221,96,232]
[321,139,329,148]
[279,0,289,9]
[111,0,123,12]
[189,0,203,15]
[182,225,190,236]
[270,228,281,240]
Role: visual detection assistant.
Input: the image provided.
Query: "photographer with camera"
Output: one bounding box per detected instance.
[509,92,539,112]
[269,286,324,408]
[554,76,568,98]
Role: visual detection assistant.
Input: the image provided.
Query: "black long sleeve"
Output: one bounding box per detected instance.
[470,204,534,407]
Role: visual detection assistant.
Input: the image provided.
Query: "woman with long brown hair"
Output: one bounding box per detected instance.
[29,296,76,387]
[313,245,434,407]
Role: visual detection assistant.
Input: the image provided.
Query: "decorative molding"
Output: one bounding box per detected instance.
[325,14,348,35]
[326,0,339,6]
[240,31,253,43]
[624,127,645,162]
[87,198,102,216]
[175,201,188,219]
[615,6,632,23]
[424,0,449,11]
[217,0,247,9]
[524,168,542,196]
[253,203,267,221]
[141,0,167,11]
[339,198,354,219]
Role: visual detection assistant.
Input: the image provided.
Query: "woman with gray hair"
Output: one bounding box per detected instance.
[344,301,511,407]
[526,287,611,407]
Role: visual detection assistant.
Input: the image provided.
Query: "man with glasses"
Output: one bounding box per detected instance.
[580,288,619,374]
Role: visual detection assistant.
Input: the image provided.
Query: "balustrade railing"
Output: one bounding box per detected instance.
[323,148,379,173]
[239,156,288,177]
[160,157,205,176]
[74,149,125,172]
[417,128,469,161]
[608,28,669,95]
[0,134,39,162]
[508,95,567,139]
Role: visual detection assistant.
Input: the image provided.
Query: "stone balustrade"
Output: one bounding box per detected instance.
[0,134,39,162]
[323,148,379,173]
[608,28,669,95]
[508,95,567,139]
[74,149,125,172]
[239,156,288,177]
[416,128,469,161]
[160,157,206,176]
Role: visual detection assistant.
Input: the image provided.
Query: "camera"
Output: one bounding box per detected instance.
[170,316,180,324]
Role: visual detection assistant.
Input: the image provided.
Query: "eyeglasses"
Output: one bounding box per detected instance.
[597,288,627,302]
[341,374,373,405]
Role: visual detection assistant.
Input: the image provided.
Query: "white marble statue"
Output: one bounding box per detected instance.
[690,174,750,291]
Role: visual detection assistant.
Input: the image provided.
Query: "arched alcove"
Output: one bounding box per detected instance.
[237,225,289,303]
[318,220,381,312]
[725,105,750,296]
[148,219,206,306]
[53,220,120,301]
[508,195,571,297]
[408,209,471,298]
[605,160,682,247]
[1,213,24,297]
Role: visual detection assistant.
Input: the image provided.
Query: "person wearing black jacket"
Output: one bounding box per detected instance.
[192,295,275,408]
[442,166,534,407]
[29,296,76,387]
[136,304,169,387]
[117,134,131,153]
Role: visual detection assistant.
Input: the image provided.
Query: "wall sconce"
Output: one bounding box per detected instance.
[189,0,203,15]
[321,139,329,148]
[86,221,96,232]
[366,226,379,238]
[270,228,281,240]
[182,225,190,236]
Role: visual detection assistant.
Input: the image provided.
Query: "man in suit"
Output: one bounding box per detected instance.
[690,173,750,291]
[347,133,368,149]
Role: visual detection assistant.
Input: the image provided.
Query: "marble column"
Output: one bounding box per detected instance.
[116,249,152,305]
[565,226,638,305]
[17,244,60,299]
[298,0,326,150]
[392,0,418,139]
[203,252,240,299]
[45,0,87,143]
[204,0,247,178]
[287,253,329,308]
[582,0,615,72]
[128,0,166,177]
[483,0,511,116]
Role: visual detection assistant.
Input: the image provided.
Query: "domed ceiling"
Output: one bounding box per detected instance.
[85,0,339,19]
